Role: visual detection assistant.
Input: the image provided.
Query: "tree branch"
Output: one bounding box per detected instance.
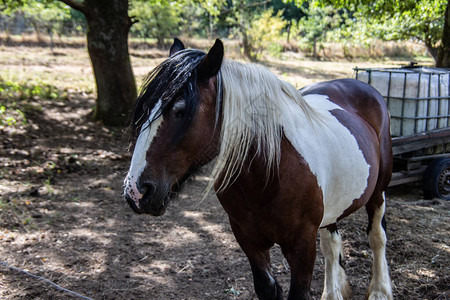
[58,0,87,15]
[129,15,139,29]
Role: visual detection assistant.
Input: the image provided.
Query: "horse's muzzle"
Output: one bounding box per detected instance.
[124,179,170,216]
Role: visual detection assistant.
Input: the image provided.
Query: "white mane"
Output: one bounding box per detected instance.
[209,60,320,192]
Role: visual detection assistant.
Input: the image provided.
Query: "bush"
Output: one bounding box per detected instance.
[244,9,286,60]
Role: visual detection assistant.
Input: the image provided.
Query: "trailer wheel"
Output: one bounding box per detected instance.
[423,158,450,200]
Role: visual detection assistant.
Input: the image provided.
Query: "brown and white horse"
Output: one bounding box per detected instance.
[124,38,394,300]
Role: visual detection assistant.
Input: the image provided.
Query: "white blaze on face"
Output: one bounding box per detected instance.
[125,101,162,206]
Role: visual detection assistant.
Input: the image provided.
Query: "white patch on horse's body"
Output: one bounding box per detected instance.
[282,94,370,227]
[367,193,393,300]
[125,100,162,206]
[319,228,351,299]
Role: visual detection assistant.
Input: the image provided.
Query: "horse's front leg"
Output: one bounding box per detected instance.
[229,219,283,300]
[281,226,318,300]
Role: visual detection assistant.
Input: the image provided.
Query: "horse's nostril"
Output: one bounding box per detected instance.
[136,179,168,216]
[139,180,156,198]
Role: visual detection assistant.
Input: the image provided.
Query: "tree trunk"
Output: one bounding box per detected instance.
[60,0,136,126]
[242,33,255,61]
[313,37,318,59]
[208,12,213,39]
[156,35,165,48]
[48,29,54,53]
[286,21,291,44]
[84,0,136,126]
[30,19,45,44]
[436,0,450,67]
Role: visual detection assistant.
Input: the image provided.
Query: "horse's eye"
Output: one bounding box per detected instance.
[172,101,186,119]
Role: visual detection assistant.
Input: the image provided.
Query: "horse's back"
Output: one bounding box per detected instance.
[300,78,392,170]
[300,79,390,139]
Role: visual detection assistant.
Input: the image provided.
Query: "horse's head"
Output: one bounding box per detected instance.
[124,39,224,216]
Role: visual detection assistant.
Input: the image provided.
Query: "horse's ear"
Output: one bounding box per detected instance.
[198,39,224,80]
[169,38,185,57]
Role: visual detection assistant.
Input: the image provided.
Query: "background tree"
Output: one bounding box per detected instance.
[439,0,450,67]
[129,1,179,47]
[2,0,448,125]
[225,0,280,60]
[246,9,286,59]
[196,0,225,37]
[21,1,71,51]
[320,0,450,67]
[1,0,136,126]
[0,0,27,10]
[297,0,342,59]
[270,0,304,43]
[58,0,136,126]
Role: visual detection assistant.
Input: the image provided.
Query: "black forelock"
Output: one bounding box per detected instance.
[131,49,207,141]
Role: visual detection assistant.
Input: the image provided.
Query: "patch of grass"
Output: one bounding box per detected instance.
[0,105,25,126]
[0,79,67,101]
[0,79,68,130]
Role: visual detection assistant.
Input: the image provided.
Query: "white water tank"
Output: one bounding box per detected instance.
[355,67,450,137]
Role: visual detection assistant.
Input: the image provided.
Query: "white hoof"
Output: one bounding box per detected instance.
[321,281,351,300]
[366,288,393,300]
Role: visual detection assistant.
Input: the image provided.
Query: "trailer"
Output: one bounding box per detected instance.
[354,66,450,200]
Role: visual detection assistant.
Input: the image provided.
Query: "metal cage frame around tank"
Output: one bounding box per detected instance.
[354,67,450,137]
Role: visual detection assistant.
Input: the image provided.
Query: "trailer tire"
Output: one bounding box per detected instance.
[423,158,450,200]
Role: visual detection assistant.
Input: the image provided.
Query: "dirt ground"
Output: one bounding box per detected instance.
[0,44,449,299]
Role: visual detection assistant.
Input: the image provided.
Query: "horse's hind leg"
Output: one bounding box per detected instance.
[365,192,393,300]
[319,224,351,300]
